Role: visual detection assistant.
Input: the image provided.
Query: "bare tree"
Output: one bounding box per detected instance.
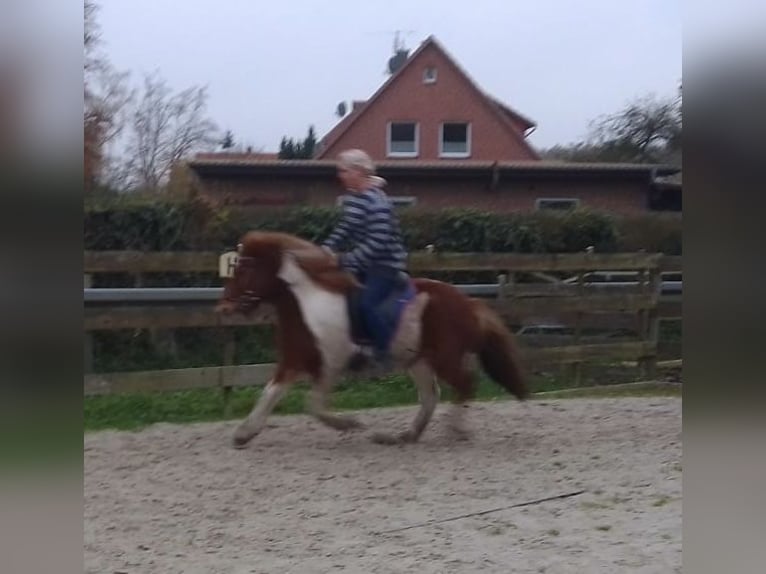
[84,1,133,189]
[539,88,682,165]
[123,73,219,190]
[84,0,100,73]
[588,92,681,163]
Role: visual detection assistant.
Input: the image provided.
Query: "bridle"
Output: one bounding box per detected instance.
[225,255,262,312]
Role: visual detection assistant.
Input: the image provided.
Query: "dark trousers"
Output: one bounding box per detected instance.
[355,266,401,359]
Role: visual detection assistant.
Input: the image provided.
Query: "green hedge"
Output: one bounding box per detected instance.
[85,195,680,255]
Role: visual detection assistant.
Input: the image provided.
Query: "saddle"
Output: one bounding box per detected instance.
[346,270,416,346]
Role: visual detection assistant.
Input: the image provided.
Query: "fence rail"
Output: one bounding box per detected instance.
[83,250,682,402]
[84,293,678,332]
[85,250,680,274]
[84,342,657,397]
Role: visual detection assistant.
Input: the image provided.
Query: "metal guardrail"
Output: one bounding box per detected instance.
[82,284,501,303]
[85,287,223,303]
[83,281,681,304]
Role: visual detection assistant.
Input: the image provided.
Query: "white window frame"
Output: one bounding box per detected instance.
[439,122,471,158]
[535,198,580,211]
[423,67,438,84]
[387,121,419,158]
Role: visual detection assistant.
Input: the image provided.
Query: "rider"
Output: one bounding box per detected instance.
[321,148,408,372]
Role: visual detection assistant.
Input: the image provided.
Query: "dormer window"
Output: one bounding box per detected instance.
[387,121,419,157]
[439,122,471,158]
[423,67,438,84]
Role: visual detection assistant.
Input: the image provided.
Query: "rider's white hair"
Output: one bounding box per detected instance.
[338,149,387,188]
[338,148,375,175]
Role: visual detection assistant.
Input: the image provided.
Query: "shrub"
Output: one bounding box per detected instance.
[85,199,635,254]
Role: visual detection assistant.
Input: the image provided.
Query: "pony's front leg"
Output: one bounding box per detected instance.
[307,369,364,432]
[232,376,292,448]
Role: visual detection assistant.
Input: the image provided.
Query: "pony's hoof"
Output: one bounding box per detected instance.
[448,427,472,442]
[370,431,417,445]
[232,431,254,449]
[232,437,250,449]
[326,415,364,432]
[371,432,400,445]
[341,417,365,431]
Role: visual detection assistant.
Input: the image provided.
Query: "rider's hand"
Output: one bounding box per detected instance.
[322,246,339,266]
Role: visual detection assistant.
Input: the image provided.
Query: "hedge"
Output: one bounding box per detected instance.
[84,195,680,255]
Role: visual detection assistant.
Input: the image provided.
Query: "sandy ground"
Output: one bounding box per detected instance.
[84,396,682,573]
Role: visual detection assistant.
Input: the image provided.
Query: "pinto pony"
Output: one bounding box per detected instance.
[215,231,528,447]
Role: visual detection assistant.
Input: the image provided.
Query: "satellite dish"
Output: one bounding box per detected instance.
[336,101,347,118]
[387,50,409,75]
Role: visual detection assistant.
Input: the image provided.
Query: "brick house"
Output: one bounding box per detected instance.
[186,35,680,214]
[315,35,539,162]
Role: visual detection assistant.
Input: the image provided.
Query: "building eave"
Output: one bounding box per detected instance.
[188,158,679,181]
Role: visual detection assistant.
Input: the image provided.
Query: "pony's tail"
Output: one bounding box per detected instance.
[473,300,529,400]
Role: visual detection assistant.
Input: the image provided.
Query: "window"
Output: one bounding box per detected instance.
[390,196,417,207]
[536,198,580,211]
[423,67,437,84]
[387,122,418,157]
[439,122,471,157]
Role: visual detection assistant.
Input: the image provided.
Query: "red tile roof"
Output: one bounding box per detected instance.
[195,151,279,160]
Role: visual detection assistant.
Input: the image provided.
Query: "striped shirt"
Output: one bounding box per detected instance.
[323,187,408,274]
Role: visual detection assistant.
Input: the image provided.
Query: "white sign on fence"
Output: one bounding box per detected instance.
[219,251,239,278]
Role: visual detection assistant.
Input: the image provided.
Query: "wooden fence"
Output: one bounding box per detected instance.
[84,251,681,405]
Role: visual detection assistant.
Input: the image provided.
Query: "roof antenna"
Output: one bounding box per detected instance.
[393,30,405,53]
[387,30,414,75]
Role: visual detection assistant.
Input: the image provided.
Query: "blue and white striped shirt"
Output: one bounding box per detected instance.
[323,187,408,274]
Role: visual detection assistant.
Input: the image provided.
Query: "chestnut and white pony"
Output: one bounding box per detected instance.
[216,231,528,447]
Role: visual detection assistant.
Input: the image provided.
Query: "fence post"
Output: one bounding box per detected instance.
[639,267,661,380]
[496,273,507,299]
[222,329,236,417]
[572,268,585,386]
[139,271,180,359]
[84,274,94,373]
[507,271,516,298]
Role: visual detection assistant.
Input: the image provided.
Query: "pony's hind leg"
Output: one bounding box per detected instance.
[432,355,476,441]
[307,369,364,432]
[232,377,291,448]
[371,360,440,445]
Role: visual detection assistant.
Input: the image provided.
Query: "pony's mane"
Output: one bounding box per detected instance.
[241,230,318,255]
[240,231,359,294]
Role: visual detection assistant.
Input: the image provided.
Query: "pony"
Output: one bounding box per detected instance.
[215,231,528,448]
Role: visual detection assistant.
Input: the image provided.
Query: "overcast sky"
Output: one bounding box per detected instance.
[97,0,682,152]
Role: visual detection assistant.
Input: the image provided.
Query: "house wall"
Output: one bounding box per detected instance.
[319,43,537,162]
[196,173,650,215]
[388,178,648,214]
